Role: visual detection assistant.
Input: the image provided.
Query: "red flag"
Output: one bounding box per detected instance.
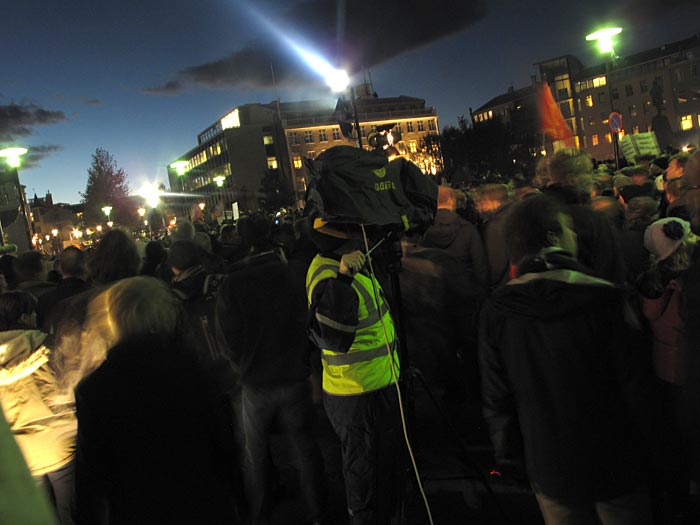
[539,82,575,146]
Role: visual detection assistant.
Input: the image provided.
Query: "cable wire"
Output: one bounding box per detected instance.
[360,225,434,525]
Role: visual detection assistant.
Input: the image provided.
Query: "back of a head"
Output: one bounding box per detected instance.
[193,232,213,254]
[59,246,86,279]
[106,276,181,345]
[437,186,456,211]
[238,213,272,249]
[548,149,593,186]
[625,196,658,229]
[168,240,203,272]
[504,195,565,264]
[15,251,44,282]
[0,290,37,331]
[89,229,141,284]
[145,241,167,263]
[172,221,196,242]
[592,196,625,230]
[219,224,237,244]
[667,178,685,201]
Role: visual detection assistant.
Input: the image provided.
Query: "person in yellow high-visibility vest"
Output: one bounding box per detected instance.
[307,239,401,525]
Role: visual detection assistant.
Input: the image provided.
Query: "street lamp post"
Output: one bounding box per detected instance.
[0,147,31,250]
[586,27,623,169]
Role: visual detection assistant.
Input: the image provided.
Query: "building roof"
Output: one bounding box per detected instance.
[474,85,535,113]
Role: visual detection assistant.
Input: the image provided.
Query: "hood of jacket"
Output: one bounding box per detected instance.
[421,209,465,249]
[490,254,620,321]
[0,329,49,385]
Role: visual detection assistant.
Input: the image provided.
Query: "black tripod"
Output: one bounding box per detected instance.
[368,231,508,524]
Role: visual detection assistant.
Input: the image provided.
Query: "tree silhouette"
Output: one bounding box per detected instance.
[81,148,131,225]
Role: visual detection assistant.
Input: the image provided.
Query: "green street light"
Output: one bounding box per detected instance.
[585,27,622,55]
[213,175,226,187]
[169,160,189,176]
[102,205,112,219]
[0,147,28,168]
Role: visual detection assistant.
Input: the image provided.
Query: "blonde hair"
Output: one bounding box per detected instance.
[105,276,181,345]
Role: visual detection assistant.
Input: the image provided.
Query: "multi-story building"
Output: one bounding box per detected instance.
[167,86,440,213]
[472,34,700,161]
[575,34,700,159]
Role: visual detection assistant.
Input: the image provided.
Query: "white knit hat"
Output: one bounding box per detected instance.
[644,217,691,261]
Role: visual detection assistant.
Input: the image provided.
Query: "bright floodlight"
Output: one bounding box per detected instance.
[102,206,112,218]
[169,160,189,176]
[326,68,350,92]
[586,27,622,54]
[213,175,226,187]
[0,147,28,168]
[138,182,161,208]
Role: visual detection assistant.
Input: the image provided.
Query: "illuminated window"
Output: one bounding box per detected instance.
[263,135,274,145]
[221,108,240,129]
[417,121,425,132]
[407,122,414,132]
[409,140,417,153]
[332,128,341,140]
[681,114,693,130]
[288,132,298,145]
[697,115,700,127]
[592,76,607,87]
[304,130,314,143]
[605,133,612,143]
[592,134,599,146]
[488,110,493,118]
[586,95,594,108]
[319,129,327,142]
[267,157,278,169]
[307,151,316,159]
[293,156,302,169]
[428,120,436,131]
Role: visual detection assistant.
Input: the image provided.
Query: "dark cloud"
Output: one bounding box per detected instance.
[145,0,487,93]
[143,80,184,95]
[0,103,66,142]
[616,0,699,25]
[22,144,63,169]
[81,98,102,106]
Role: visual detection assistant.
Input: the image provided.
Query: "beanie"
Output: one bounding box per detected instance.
[644,217,691,261]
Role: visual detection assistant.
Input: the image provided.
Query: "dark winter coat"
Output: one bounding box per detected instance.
[216,250,310,388]
[479,261,653,501]
[420,208,488,297]
[74,335,239,524]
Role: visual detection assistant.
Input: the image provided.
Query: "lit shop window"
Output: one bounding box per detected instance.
[681,115,693,130]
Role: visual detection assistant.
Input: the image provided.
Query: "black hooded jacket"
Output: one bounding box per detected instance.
[479,254,653,501]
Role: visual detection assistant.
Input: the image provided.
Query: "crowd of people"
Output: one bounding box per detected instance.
[0,147,700,524]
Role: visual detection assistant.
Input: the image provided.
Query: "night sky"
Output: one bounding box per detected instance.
[3,0,699,204]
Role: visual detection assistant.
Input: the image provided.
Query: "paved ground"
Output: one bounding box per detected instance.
[266,378,544,525]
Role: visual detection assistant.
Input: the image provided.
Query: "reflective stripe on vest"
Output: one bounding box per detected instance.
[322,342,393,366]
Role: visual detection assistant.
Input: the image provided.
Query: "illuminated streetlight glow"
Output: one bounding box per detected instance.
[585,27,622,54]
[96,225,103,233]
[137,207,146,217]
[170,160,189,176]
[107,221,114,228]
[138,182,162,208]
[213,175,226,187]
[198,202,206,211]
[0,147,28,168]
[102,205,112,219]
[51,228,59,237]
